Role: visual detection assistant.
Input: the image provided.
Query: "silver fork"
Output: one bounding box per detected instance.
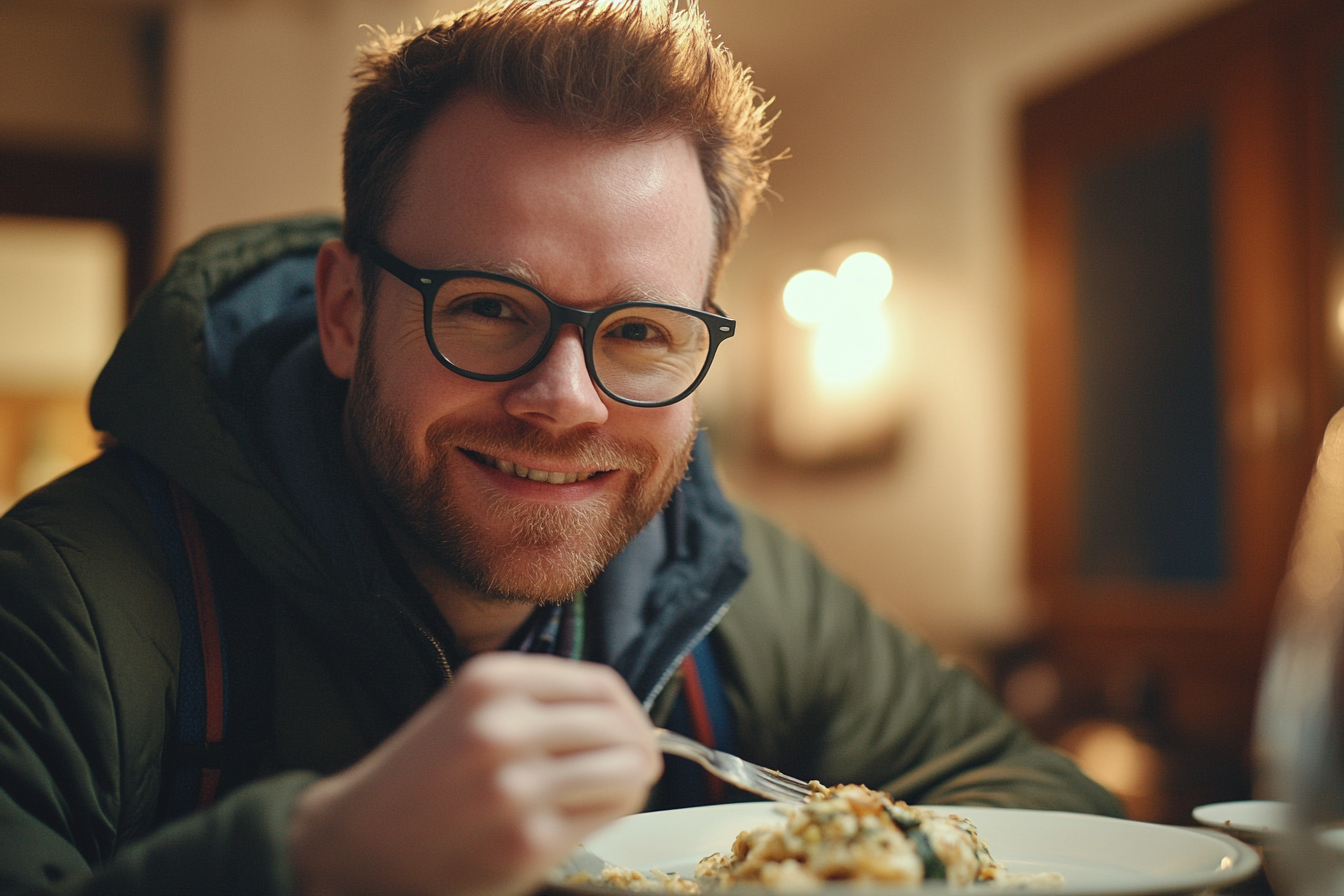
[654,728,814,803]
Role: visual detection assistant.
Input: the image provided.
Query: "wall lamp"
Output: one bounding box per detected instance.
[768,245,911,466]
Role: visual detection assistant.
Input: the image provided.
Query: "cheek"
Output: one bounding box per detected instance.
[616,403,697,464]
[400,378,495,449]
[371,326,483,430]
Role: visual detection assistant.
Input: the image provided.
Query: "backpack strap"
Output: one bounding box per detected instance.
[128,453,229,819]
[664,637,737,805]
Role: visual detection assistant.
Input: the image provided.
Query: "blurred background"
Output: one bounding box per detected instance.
[2,0,1338,824]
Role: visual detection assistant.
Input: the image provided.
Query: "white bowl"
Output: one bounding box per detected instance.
[1192,800,1290,844]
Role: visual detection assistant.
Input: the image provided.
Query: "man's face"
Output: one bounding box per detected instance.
[344,94,715,604]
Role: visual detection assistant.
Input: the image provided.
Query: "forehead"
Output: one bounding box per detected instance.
[383,93,716,307]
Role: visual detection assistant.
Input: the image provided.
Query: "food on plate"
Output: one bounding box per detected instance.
[567,783,1063,891]
[587,867,703,893]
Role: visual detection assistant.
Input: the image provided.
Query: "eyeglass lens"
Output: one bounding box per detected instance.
[431,276,712,404]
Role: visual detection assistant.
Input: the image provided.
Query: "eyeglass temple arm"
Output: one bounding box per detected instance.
[359,240,427,289]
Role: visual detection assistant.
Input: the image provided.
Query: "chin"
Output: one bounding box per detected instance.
[442,539,608,604]
[414,471,636,598]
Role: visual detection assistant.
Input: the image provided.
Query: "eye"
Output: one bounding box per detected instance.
[465,296,516,319]
[617,322,650,341]
[602,317,671,346]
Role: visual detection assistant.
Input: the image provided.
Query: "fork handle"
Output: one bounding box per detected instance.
[654,728,715,766]
[653,728,813,804]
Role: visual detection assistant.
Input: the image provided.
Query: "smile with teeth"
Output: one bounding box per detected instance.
[476,452,601,484]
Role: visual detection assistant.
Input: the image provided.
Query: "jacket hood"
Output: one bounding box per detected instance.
[90,215,748,721]
[90,216,442,732]
[93,216,342,600]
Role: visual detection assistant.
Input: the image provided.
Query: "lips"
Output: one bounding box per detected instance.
[461,448,607,484]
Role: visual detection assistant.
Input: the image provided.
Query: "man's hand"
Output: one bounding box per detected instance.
[288,653,662,896]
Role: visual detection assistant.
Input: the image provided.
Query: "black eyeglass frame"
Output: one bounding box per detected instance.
[360,241,736,408]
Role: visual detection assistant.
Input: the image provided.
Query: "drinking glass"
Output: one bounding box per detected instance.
[1256,412,1344,894]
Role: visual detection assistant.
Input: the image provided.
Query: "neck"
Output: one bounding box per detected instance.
[341,418,534,656]
[380,520,536,655]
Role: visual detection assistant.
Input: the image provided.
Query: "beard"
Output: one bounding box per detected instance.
[344,347,697,605]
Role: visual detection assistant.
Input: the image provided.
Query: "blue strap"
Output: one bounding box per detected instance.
[690,638,734,755]
[127,453,218,820]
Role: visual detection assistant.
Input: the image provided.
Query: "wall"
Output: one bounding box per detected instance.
[163,0,406,253]
[697,0,1244,653]
[153,0,1243,654]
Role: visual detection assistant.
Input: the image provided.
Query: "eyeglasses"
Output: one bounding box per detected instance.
[360,241,736,408]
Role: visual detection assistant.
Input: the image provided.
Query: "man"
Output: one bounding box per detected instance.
[0,2,1120,894]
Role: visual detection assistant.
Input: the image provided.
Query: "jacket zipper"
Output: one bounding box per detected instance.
[386,596,454,686]
[640,600,733,712]
[383,573,728,700]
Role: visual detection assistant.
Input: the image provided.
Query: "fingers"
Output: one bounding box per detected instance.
[463,658,663,814]
[451,655,658,771]
[497,742,660,808]
[471,694,655,755]
[287,653,661,896]
[509,748,658,857]
[457,652,644,711]
[521,799,641,854]
[456,655,661,843]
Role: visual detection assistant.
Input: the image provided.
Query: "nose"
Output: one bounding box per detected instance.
[500,325,609,428]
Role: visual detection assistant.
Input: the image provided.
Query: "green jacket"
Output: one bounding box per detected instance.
[0,218,1121,895]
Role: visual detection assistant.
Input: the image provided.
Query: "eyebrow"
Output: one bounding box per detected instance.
[446,258,709,309]
[438,258,541,283]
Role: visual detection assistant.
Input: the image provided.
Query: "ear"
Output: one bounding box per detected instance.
[315,238,365,380]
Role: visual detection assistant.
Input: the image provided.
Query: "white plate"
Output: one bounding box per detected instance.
[1192,800,1289,841]
[566,802,1260,894]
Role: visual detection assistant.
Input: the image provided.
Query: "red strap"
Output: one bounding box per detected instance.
[196,768,221,810]
[679,655,724,803]
[169,483,225,807]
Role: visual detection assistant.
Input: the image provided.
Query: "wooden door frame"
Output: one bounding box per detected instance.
[0,149,158,314]
[1022,0,1319,645]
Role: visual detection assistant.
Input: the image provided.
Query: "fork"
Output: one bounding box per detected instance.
[654,728,814,803]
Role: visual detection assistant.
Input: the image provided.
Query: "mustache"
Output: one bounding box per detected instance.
[423,416,656,476]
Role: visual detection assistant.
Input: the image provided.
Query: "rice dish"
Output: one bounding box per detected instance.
[568,783,1063,891]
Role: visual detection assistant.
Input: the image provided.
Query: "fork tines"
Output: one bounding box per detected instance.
[751,766,815,803]
[654,728,817,804]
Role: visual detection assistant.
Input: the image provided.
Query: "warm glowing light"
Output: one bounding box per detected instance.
[1335,296,1344,337]
[783,269,835,324]
[769,246,909,464]
[835,252,892,309]
[813,313,890,386]
[1063,721,1160,797]
[783,252,893,327]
